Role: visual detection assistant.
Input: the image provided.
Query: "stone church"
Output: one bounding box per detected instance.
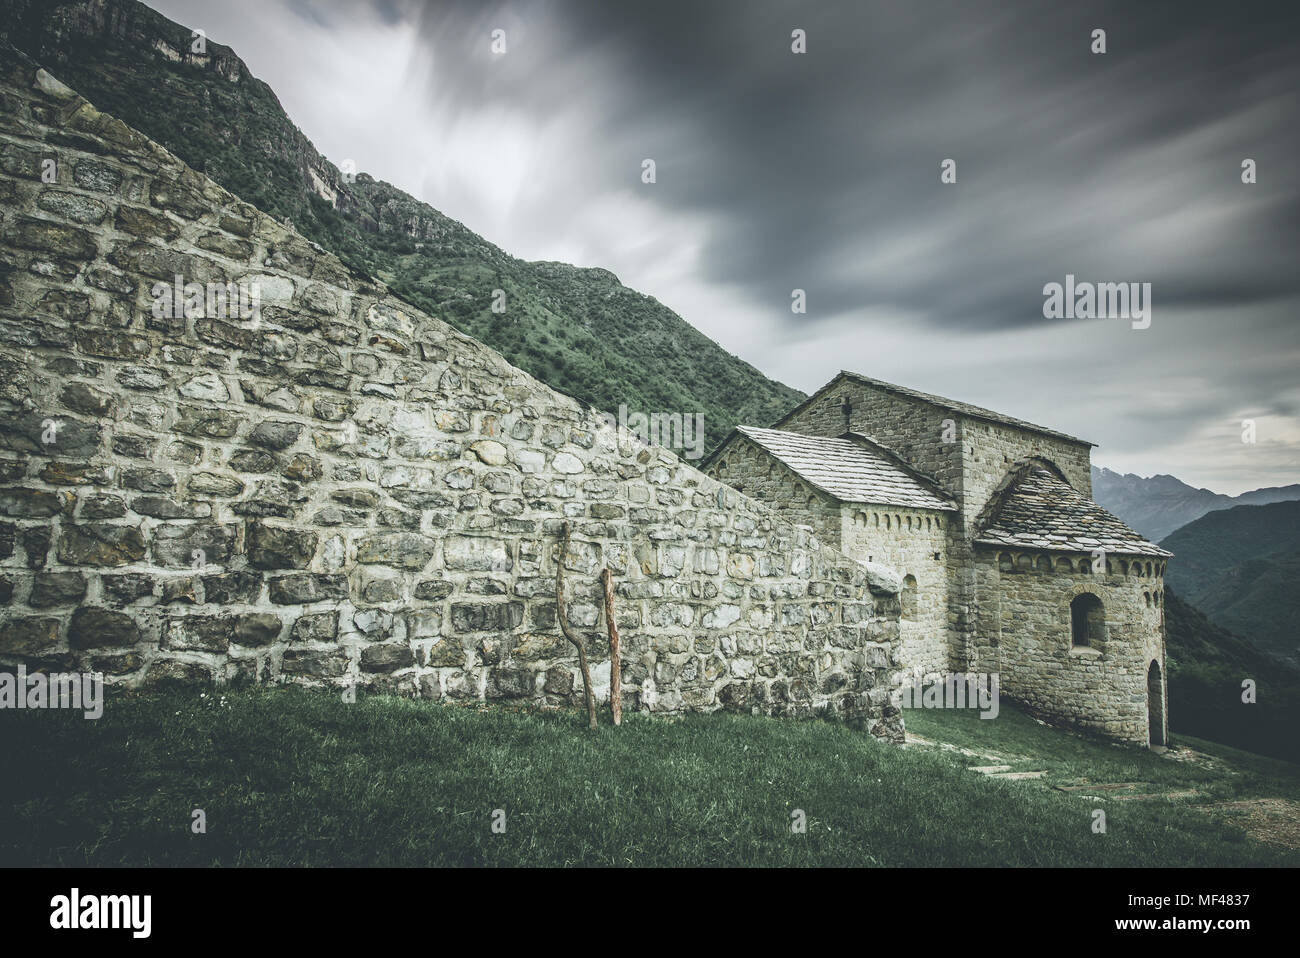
[704,371,1172,747]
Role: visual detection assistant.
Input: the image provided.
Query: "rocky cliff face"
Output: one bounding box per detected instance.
[0,46,904,736]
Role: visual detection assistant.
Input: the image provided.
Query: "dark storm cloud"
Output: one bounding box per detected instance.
[388,0,1300,332]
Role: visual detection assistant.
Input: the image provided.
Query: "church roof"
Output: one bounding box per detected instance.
[732,426,957,511]
[774,371,1094,447]
[975,463,1171,557]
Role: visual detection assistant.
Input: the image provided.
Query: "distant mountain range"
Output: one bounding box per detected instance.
[1091,465,1300,542]
[0,0,805,453]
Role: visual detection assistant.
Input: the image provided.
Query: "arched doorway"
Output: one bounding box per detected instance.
[1147,660,1165,748]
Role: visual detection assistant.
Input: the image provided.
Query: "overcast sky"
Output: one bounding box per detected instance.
[151,0,1299,495]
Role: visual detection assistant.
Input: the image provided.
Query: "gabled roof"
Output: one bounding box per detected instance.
[975,461,1171,558]
[774,371,1094,447]
[727,426,957,511]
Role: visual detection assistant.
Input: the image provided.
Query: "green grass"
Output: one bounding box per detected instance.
[1,688,1295,867]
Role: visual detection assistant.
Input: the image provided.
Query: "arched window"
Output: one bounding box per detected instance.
[901,574,918,620]
[1070,593,1104,648]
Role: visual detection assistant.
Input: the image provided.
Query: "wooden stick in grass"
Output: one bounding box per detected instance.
[600,567,621,726]
[556,522,597,729]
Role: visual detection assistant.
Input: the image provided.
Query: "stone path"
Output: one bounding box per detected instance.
[905,732,1047,781]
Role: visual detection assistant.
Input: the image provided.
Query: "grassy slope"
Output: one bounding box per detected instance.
[1,688,1295,867]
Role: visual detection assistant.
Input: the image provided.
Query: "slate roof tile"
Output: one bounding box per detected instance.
[735,426,956,511]
[975,464,1171,557]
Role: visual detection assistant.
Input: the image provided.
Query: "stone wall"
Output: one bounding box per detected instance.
[972,547,1166,744]
[0,52,906,736]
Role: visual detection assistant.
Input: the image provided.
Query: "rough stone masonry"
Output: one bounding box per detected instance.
[0,47,907,739]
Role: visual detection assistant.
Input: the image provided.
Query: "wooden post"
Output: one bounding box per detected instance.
[556,522,597,729]
[600,567,621,726]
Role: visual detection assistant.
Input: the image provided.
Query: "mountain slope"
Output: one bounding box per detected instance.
[0,0,804,451]
[1159,500,1300,665]
[1091,465,1300,542]
[1163,588,1300,762]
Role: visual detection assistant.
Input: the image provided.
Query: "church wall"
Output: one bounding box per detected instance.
[840,505,952,679]
[972,547,1167,745]
[960,420,1093,529]
[777,382,963,504]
